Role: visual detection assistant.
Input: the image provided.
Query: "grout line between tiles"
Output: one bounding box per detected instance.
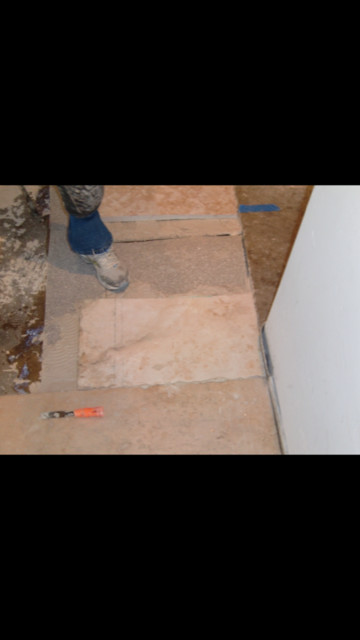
[114,298,117,387]
[78,374,268,393]
[112,232,243,244]
[120,299,124,387]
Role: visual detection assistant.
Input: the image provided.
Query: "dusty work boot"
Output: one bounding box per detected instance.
[80,247,129,292]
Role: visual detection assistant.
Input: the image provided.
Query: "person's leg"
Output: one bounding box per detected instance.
[67,210,113,255]
[57,185,129,292]
[57,185,105,219]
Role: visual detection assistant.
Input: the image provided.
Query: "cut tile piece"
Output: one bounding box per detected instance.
[107,217,242,242]
[0,379,280,454]
[99,185,238,220]
[78,294,264,389]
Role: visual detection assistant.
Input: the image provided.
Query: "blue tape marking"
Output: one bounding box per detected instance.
[239,204,280,213]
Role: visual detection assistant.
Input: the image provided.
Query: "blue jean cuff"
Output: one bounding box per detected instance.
[67,211,113,255]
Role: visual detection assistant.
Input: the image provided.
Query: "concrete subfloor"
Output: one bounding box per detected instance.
[0,185,312,454]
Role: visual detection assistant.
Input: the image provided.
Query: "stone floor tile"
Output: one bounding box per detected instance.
[78,294,264,389]
[99,185,156,219]
[0,379,280,454]
[99,185,238,220]
[153,185,239,217]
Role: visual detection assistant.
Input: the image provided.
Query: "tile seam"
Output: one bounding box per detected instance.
[78,375,267,392]
[102,214,240,222]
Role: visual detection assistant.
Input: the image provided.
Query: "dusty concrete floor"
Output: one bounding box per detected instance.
[0,186,49,395]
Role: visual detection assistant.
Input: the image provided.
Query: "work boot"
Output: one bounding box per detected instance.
[80,247,129,292]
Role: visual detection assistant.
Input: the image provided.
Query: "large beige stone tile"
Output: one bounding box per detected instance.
[0,379,280,454]
[153,185,238,217]
[99,186,238,220]
[78,294,264,389]
[99,185,156,218]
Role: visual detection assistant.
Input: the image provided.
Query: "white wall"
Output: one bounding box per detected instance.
[265,186,360,454]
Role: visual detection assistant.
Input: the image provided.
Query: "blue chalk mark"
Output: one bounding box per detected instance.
[239,204,280,213]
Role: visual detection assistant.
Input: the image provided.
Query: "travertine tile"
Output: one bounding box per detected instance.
[99,185,156,218]
[78,294,264,389]
[99,185,238,220]
[153,185,238,217]
[0,379,280,454]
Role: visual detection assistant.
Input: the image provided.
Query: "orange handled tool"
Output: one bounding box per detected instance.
[73,407,104,418]
[41,406,104,419]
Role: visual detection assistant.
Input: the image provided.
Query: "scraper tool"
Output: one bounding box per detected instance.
[41,406,104,419]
